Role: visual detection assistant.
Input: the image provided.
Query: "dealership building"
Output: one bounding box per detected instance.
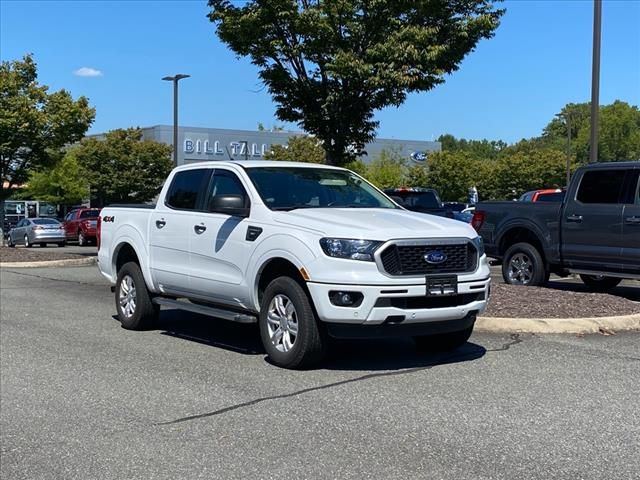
[134,125,440,166]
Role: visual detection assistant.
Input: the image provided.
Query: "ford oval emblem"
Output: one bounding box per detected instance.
[424,251,447,264]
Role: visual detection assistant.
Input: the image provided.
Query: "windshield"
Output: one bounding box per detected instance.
[246,167,397,211]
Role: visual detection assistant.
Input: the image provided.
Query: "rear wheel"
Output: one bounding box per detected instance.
[502,242,548,286]
[40,243,46,248]
[58,241,66,247]
[259,276,325,369]
[579,274,621,292]
[24,235,32,248]
[115,262,158,330]
[414,323,474,352]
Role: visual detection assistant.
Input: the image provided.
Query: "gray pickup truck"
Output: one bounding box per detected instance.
[473,161,639,291]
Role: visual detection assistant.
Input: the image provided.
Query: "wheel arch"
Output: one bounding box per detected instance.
[498,226,548,266]
[254,257,310,311]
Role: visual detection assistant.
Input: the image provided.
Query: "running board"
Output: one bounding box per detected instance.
[152,297,257,324]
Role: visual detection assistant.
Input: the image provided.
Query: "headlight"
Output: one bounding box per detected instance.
[319,238,382,262]
[472,236,485,257]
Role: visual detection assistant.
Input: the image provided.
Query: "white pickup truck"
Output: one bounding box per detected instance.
[98,161,490,368]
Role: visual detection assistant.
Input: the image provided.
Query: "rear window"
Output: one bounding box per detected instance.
[79,210,100,219]
[393,191,441,210]
[165,169,211,210]
[32,218,60,225]
[576,170,627,204]
[536,192,565,202]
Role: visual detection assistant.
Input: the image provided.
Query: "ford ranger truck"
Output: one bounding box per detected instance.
[97,161,490,369]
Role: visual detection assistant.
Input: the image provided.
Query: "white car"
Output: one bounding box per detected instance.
[97,161,490,368]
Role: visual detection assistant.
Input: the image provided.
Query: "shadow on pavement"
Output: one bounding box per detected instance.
[147,309,487,371]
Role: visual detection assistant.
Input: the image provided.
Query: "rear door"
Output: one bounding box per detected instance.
[622,169,640,275]
[561,167,628,272]
[149,168,212,295]
[189,168,254,307]
[63,211,77,239]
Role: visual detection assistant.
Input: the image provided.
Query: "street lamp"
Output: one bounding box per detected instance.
[162,73,190,166]
[589,0,602,163]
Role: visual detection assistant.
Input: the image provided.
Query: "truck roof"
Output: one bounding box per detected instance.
[173,160,347,171]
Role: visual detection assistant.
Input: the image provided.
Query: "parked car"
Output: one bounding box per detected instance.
[518,188,565,202]
[473,161,639,290]
[385,187,453,218]
[7,217,66,248]
[98,162,490,369]
[63,208,101,246]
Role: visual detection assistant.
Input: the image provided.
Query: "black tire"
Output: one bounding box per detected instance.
[7,236,15,248]
[58,241,66,247]
[78,231,86,246]
[115,262,159,330]
[414,323,474,353]
[40,243,46,248]
[24,235,32,248]
[502,242,548,286]
[259,276,325,369]
[579,274,622,292]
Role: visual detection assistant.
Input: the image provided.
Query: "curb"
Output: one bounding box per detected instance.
[0,257,97,268]
[476,313,640,334]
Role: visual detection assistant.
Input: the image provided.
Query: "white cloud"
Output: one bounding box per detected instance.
[73,67,103,77]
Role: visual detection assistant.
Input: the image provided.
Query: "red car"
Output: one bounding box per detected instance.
[63,208,101,246]
[518,188,565,202]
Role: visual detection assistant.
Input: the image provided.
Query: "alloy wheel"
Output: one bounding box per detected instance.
[118,274,137,318]
[507,252,533,285]
[266,294,299,353]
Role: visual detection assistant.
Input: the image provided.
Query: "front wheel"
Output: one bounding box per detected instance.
[414,323,474,352]
[7,236,15,248]
[579,274,621,292]
[259,277,325,369]
[502,242,548,286]
[24,235,32,248]
[115,262,158,330]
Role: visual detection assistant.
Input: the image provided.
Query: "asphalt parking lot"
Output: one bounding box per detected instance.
[1,265,639,480]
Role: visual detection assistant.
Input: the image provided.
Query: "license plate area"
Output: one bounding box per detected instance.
[426,275,458,296]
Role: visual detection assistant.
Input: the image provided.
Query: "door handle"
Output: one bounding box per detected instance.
[625,216,640,225]
[194,224,207,234]
[155,219,166,229]
[566,214,583,223]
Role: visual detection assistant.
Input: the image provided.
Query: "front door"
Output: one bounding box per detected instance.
[561,168,628,272]
[622,170,640,275]
[149,168,212,295]
[189,168,254,308]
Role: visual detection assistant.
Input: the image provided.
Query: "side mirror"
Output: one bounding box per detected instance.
[209,194,250,218]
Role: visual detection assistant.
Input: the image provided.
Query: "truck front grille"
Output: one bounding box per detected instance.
[378,242,477,276]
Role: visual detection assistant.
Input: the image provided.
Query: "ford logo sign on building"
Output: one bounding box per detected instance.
[410,151,428,162]
[424,251,447,264]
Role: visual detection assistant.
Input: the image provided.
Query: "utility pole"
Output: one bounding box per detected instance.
[589,0,602,163]
[162,74,190,166]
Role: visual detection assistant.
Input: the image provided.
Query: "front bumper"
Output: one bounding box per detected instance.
[307,275,490,325]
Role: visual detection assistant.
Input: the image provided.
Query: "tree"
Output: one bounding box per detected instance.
[0,54,95,218]
[264,135,326,163]
[412,151,482,202]
[364,148,406,189]
[209,0,504,166]
[22,151,89,206]
[437,134,507,160]
[73,128,173,206]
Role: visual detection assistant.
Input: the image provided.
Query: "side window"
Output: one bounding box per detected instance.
[165,169,211,210]
[576,170,627,204]
[65,212,74,222]
[206,170,248,211]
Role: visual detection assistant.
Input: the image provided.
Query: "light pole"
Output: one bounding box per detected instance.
[589,0,602,163]
[162,74,190,166]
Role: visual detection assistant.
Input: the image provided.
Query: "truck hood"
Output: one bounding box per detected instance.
[273,208,477,240]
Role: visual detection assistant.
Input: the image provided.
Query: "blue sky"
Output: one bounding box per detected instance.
[1,0,639,144]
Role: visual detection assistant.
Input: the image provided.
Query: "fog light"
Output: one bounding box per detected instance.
[329,291,363,308]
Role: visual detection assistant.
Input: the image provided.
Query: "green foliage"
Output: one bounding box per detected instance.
[264,135,326,163]
[73,128,173,206]
[22,152,89,205]
[344,160,368,178]
[209,0,504,166]
[412,151,482,202]
[543,100,640,163]
[437,134,507,160]
[364,148,406,189]
[0,54,95,200]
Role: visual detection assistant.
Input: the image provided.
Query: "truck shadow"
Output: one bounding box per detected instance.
[150,309,487,371]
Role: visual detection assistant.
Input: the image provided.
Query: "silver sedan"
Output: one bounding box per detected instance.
[7,218,66,248]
